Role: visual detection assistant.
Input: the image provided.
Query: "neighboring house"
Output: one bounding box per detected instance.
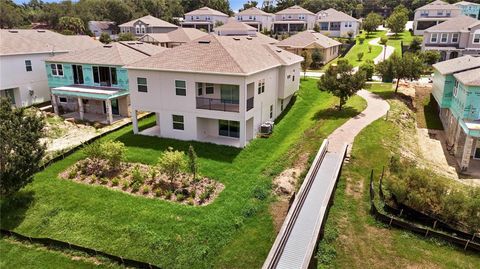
[138,28,208,48]
[422,15,480,61]
[214,17,258,36]
[125,35,303,147]
[272,5,317,34]
[0,29,101,108]
[316,8,361,38]
[88,21,117,39]
[454,1,480,19]
[181,7,229,32]
[119,15,178,36]
[45,42,166,124]
[276,30,342,63]
[413,0,462,35]
[235,6,274,32]
[431,55,480,172]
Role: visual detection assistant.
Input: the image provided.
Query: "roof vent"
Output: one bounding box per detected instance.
[8,30,18,33]
[37,30,46,33]
[198,40,211,44]
[246,37,252,40]
[103,45,113,48]
[127,42,136,45]
[276,49,282,53]
[233,37,240,41]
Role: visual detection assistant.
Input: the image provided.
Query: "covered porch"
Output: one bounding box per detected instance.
[195,82,242,112]
[51,85,130,125]
[273,21,306,33]
[181,21,212,32]
[452,119,480,174]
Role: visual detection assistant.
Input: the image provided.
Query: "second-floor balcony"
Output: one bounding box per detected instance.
[196,97,240,112]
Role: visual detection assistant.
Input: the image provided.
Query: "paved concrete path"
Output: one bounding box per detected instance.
[369,37,395,64]
[327,89,390,154]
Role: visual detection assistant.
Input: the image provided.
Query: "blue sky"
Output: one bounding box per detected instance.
[14,0,248,12]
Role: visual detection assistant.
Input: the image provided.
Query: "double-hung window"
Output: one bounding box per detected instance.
[440,33,448,43]
[50,63,63,76]
[172,115,184,130]
[257,79,265,94]
[205,83,214,94]
[175,80,186,96]
[25,60,32,72]
[197,82,203,95]
[430,33,438,43]
[269,105,273,118]
[474,33,480,43]
[451,33,459,43]
[137,77,148,92]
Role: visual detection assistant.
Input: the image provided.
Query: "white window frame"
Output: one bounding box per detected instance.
[175,80,187,96]
[137,77,148,92]
[257,79,265,94]
[430,33,438,43]
[453,80,459,97]
[50,63,63,77]
[473,32,480,43]
[25,60,32,72]
[299,15,305,20]
[172,114,184,130]
[440,33,448,43]
[135,25,140,34]
[141,25,146,33]
[451,33,459,43]
[58,96,68,103]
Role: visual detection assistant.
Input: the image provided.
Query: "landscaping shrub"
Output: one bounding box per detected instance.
[176,193,185,202]
[111,178,119,186]
[358,36,365,44]
[252,185,268,201]
[121,180,129,190]
[155,189,163,197]
[359,60,375,81]
[84,140,126,167]
[157,147,187,184]
[142,185,150,194]
[357,52,364,61]
[187,145,198,179]
[131,165,145,186]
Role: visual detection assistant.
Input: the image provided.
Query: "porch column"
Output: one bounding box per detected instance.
[287,23,290,33]
[132,109,139,134]
[51,94,59,115]
[453,122,463,155]
[77,97,84,120]
[460,135,474,171]
[239,120,246,147]
[105,99,113,124]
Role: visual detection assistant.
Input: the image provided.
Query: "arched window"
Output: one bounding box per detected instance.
[141,25,146,34]
[135,25,140,34]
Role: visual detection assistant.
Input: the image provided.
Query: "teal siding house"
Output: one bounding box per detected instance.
[46,42,165,124]
[432,55,480,172]
[455,1,480,19]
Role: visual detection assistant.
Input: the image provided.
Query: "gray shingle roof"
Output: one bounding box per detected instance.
[276,5,314,15]
[317,8,359,22]
[214,18,257,31]
[276,30,342,49]
[184,7,229,17]
[119,15,178,28]
[0,29,101,56]
[416,0,460,11]
[454,68,480,86]
[424,15,480,32]
[139,28,208,43]
[433,55,480,75]
[236,7,273,16]
[126,35,302,75]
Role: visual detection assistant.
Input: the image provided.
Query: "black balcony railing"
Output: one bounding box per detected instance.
[196,97,239,112]
[246,97,254,111]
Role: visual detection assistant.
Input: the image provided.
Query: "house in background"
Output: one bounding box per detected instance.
[431,55,480,173]
[45,42,166,124]
[413,0,462,35]
[272,5,317,34]
[422,16,480,61]
[235,7,274,32]
[276,30,342,63]
[454,1,480,19]
[214,18,258,36]
[138,28,208,48]
[0,29,101,108]
[181,7,229,32]
[316,8,361,38]
[125,35,303,147]
[119,15,178,36]
[88,21,117,39]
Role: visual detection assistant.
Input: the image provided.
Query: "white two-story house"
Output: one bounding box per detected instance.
[235,7,274,32]
[119,15,178,36]
[126,35,303,147]
[413,0,462,35]
[0,29,101,108]
[273,5,317,34]
[422,15,480,61]
[181,7,229,32]
[316,8,361,38]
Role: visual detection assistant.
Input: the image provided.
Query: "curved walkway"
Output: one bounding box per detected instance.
[369,37,395,64]
[327,89,390,154]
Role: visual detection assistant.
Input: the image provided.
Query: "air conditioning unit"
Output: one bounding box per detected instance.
[259,121,274,137]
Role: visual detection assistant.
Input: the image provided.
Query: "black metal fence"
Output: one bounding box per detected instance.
[1,229,160,268]
[369,170,480,252]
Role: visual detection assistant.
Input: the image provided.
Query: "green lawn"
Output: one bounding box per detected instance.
[1,79,366,269]
[316,83,480,269]
[0,238,120,269]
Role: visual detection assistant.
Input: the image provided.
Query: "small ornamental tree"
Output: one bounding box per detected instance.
[84,140,126,167]
[362,12,383,36]
[420,50,441,65]
[311,48,324,69]
[357,52,364,61]
[158,147,186,185]
[359,59,375,81]
[58,16,85,34]
[0,98,45,197]
[386,5,409,36]
[313,23,320,32]
[187,145,198,179]
[117,32,136,41]
[301,50,312,76]
[376,53,424,92]
[317,59,367,110]
[99,32,112,44]
[409,37,423,52]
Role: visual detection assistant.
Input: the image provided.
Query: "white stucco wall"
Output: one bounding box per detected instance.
[0,52,64,107]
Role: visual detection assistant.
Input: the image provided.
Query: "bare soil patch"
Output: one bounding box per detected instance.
[270,199,290,233]
[60,158,224,206]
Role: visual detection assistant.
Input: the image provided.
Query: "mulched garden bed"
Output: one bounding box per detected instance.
[59,158,224,206]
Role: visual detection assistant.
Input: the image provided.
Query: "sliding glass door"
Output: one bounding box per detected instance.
[220,85,239,104]
[219,120,240,138]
